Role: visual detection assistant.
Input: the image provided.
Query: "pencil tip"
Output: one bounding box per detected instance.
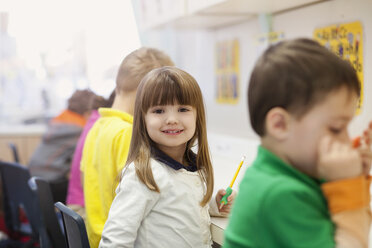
[219,203,224,210]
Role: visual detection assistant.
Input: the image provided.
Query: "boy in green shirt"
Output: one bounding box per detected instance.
[224,38,372,248]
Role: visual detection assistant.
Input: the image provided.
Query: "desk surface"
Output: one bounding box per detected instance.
[0,124,46,136]
[211,217,229,245]
[208,134,258,246]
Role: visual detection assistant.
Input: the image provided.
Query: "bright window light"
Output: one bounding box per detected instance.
[0,0,141,122]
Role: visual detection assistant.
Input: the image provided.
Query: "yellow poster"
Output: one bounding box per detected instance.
[254,31,285,59]
[314,21,363,113]
[215,40,239,104]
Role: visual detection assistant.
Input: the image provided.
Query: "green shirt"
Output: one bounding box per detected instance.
[223,146,335,248]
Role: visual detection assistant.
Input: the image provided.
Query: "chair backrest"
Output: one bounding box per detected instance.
[8,142,20,163]
[0,161,51,247]
[28,177,67,248]
[55,202,90,248]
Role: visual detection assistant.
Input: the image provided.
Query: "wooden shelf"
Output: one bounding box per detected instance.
[0,124,45,165]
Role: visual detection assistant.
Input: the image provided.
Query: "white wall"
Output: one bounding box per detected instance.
[141,0,372,190]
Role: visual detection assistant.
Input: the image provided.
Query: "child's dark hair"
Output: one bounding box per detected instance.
[248,38,360,136]
[89,90,116,110]
[67,89,95,115]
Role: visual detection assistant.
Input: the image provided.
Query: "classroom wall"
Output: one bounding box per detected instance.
[142,0,371,140]
[141,0,372,190]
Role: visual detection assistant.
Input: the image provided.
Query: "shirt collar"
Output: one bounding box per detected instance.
[254,146,322,188]
[98,107,133,124]
[151,146,198,172]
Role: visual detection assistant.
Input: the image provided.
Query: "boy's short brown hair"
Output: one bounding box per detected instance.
[248,38,360,136]
[116,47,174,94]
[67,89,95,115]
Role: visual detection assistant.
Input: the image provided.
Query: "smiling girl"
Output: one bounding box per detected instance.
[99,66,234,248]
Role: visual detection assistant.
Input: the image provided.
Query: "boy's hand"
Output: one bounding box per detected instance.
[317,136,362,181]
[359,121,372,175]
[216,189,236,214]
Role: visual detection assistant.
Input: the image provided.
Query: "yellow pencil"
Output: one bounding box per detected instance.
[219,156,246,209]
[229,156,245,188]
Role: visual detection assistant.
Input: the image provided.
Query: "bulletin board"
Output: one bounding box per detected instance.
[314,21,363,114]
[215,39,240,104]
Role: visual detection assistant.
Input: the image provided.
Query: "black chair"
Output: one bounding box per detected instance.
[28,177,67,248]
[55,202,90,248]
[8,143,20,163]
[0,161,50,247]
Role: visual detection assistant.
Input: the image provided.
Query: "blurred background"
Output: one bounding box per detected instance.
[1,0,371,189]
[0,0,140,125]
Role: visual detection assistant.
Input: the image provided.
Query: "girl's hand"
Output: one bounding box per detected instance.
[359,121,372,175]
[317,136,362,181]
[216,188,237,214]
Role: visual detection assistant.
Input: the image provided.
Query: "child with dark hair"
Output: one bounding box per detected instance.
[66,91,115,219]
[224,38,371,248]
[29,89,96,203]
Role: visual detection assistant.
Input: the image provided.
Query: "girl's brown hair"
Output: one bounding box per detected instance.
[125,66,214,206]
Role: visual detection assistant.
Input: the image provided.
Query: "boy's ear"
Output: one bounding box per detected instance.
[265,107,291,141]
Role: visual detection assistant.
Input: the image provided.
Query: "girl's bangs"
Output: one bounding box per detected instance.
[141,74,197,112]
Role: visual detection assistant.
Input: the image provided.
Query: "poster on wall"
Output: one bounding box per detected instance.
[215,39,239,104]
[254,31,285,57]
[314,21,363,114]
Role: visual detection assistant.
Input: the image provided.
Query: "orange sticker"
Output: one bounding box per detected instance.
[352,136,361,148]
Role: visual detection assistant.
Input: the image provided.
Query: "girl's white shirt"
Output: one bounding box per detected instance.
[99,158,222,248]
